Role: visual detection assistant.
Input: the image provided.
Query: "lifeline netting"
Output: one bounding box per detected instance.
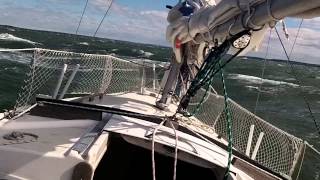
[185,89,304,178]
[14,48,165,113]
[9,48,314,179]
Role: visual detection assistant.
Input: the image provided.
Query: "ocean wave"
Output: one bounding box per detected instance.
[244,85,283,94]
[228,73,299,87]
[0,51,32,64]
[79,42,89,46]
[285,78,296,81]
[135,49,154,58]
[0,33,38,45]
[245,85,259,90]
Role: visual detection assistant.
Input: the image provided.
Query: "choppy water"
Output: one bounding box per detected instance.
[0,25,320,178]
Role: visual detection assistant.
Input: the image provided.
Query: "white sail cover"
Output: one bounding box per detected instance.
[166,0,320,57]
[167,0,265,44]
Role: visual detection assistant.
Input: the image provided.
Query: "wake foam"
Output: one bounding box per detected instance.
[0,50,32,64]
[0,33,38,45]
[228,73,299,87]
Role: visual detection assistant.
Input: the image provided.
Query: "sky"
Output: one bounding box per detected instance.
[0,0,320,64]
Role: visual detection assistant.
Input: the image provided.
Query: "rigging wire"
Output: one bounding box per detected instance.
[285,19,304,72]
[254,29,272,114]
[75,0,89,35]
[274,24,320,137]
[93,0,114,37]
[289,19,304,58]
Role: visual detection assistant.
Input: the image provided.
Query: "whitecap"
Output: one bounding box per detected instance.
[6,27,15,32]
[143,52,154,58]
[245,85,259,90]
[228,73,299,87]
[79,42,89,46]
[0,51,32,64]
[137,49,154,58]
[4,67,17,71]
[0,33,38,45]
[285,78,296,81]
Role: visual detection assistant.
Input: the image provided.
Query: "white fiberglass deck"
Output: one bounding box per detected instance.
[0,92,280,180]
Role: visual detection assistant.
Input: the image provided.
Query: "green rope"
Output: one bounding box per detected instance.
[177,31,250,177]
[186,59,233,178]
[177,30,250,114]
[187,68,215,117]
[219,61,233,179]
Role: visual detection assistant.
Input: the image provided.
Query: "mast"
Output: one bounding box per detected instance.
[157,0,320,109]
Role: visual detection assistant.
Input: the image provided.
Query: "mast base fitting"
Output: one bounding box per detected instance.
[155,101,169,111]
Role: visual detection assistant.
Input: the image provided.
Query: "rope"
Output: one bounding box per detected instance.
[189,73,215,116]
[219,61,233,179]
[168,120,178,180]
[176,33,250,176]
[178,31,249,114]
[266,0,280,21]
[274,26,320,137]
[151,118,178,180]
[178,36,239,177]
[75,0,89,35]
[152,119,166,180]
[254,29,272,114]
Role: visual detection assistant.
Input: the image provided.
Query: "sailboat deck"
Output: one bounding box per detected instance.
[0,92,225,179]
[0,92,283,180]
